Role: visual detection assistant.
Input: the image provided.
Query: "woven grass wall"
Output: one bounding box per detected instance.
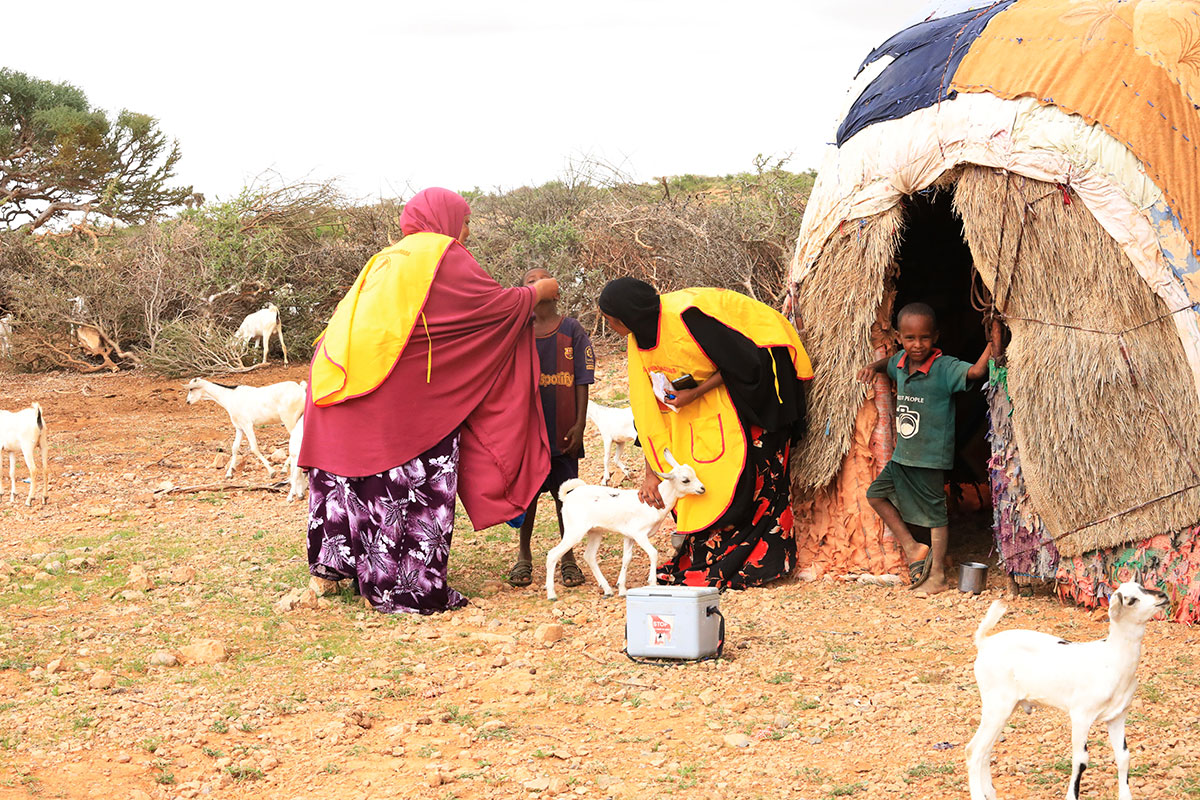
[790,206,903,492]
[954,166,1200,556]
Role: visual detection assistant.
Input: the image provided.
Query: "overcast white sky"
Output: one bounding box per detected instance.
[7,1,921,203]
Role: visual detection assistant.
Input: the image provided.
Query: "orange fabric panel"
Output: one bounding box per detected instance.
[951,0,1200,253]
[795,396,906,579]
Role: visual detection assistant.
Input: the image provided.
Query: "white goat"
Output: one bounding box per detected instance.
[546,449,705,601]
[185,378,305,478]
[586,402,637,485]
[966,582,1170,800]
[0,403,49,505]
[235,303,288,365]
[285,413,306,502]
[0,314,13,357]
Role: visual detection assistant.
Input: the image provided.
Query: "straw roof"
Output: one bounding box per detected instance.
[790,165,1200,557]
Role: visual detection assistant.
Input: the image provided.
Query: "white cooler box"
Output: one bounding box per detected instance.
[625,586,723,660]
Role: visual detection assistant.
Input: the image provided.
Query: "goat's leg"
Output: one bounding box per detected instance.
[20,443,36,506]
[1107,715,1132,800]
[276,325,288,366]
[243,424,274,477]
[4,451,12,502]
[617,537,634,596]
[966,696,1013,800]
[613,440,629,476]
[1065,711,1092,800]
[582,532,613,597]
[600,436,612,486]
[260,332,270,364]
[225,429,244,478]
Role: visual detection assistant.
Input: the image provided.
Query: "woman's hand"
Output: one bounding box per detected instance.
[663,387,699,409]
[532,278,559,303]
[638,469,664,509]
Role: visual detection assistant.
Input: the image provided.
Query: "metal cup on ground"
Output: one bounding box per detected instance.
[958,562,988,594]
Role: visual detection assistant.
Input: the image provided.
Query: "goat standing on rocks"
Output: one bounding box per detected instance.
[0,402,48,505]
[966,582,1170,800]
[546,449,704,600]
[236,303,288,365]
[185,378,305,478]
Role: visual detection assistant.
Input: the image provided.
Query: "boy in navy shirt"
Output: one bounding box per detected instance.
[858,303,991,593]
[509,268,596,588]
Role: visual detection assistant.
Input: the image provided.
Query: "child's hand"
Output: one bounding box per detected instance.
[562,424,584,457]
[856,365,876,384]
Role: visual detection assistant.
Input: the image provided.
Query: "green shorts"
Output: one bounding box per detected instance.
[865,461,948,528]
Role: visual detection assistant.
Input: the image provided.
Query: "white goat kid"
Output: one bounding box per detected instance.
[185,378,305,478]
[0,403,49,505]
[285,414,306,502]
[586,402,637,486]
[546,449,705,601]
[236,303,288,365]
[966,582,1170,800]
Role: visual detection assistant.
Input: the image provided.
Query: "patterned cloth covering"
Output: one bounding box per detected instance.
[986,363,1059,580]
[657,426,796,589]
[307,431,467,614]
[1056,526,1200,625]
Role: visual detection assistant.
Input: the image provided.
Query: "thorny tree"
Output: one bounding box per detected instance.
[0,68,193,232]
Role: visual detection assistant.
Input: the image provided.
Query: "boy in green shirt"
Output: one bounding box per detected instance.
[857,303,992,593]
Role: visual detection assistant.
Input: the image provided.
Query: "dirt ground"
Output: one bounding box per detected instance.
[1,351,1198,800]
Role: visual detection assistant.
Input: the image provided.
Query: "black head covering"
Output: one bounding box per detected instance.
[598,278,661,349]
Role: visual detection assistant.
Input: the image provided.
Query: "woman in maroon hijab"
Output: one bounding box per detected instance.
[300,187,558,614]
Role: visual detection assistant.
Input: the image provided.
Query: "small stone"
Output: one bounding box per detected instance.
[774,714,792,729]
[210,454,225,469]
[178,640,227,665]
[130,790,152,800]
[309,576,340,596]
[427,768,443,787]
[148,651,177,667]
[477,720,507,733]
[723,733,751,748]
[523,778,550,792]
[270,447,287,462]
[534,623,564,644]
[492,655,509,668]
[86,506,110,517]
[168,566,196,584]
[116,753,131,763]
[89,671,114,689]
[46,657,64,674]
[124,565,154,593]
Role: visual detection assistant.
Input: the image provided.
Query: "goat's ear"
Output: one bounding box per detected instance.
[662,449,681,470]
[1109,590,1125,621]
[652,469,670,480]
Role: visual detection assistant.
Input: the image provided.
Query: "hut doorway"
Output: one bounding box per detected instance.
[891,187,994,561]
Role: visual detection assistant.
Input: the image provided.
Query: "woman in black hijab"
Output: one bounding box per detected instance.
[597,278,811,589]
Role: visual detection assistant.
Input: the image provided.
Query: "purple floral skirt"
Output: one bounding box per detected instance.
[307,431,467,614]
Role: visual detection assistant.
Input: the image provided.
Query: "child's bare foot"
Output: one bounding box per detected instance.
[917,576,952,594]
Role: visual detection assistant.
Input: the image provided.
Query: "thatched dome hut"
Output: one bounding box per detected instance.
[787,0,1200,620]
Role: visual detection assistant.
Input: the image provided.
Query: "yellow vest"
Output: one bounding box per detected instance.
[626,288,812,533]
[311,232,454,407]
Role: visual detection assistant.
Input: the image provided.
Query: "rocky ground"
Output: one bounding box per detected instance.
[0,353,1197,800]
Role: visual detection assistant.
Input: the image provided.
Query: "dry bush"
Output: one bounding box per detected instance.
[0,163,813,374]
